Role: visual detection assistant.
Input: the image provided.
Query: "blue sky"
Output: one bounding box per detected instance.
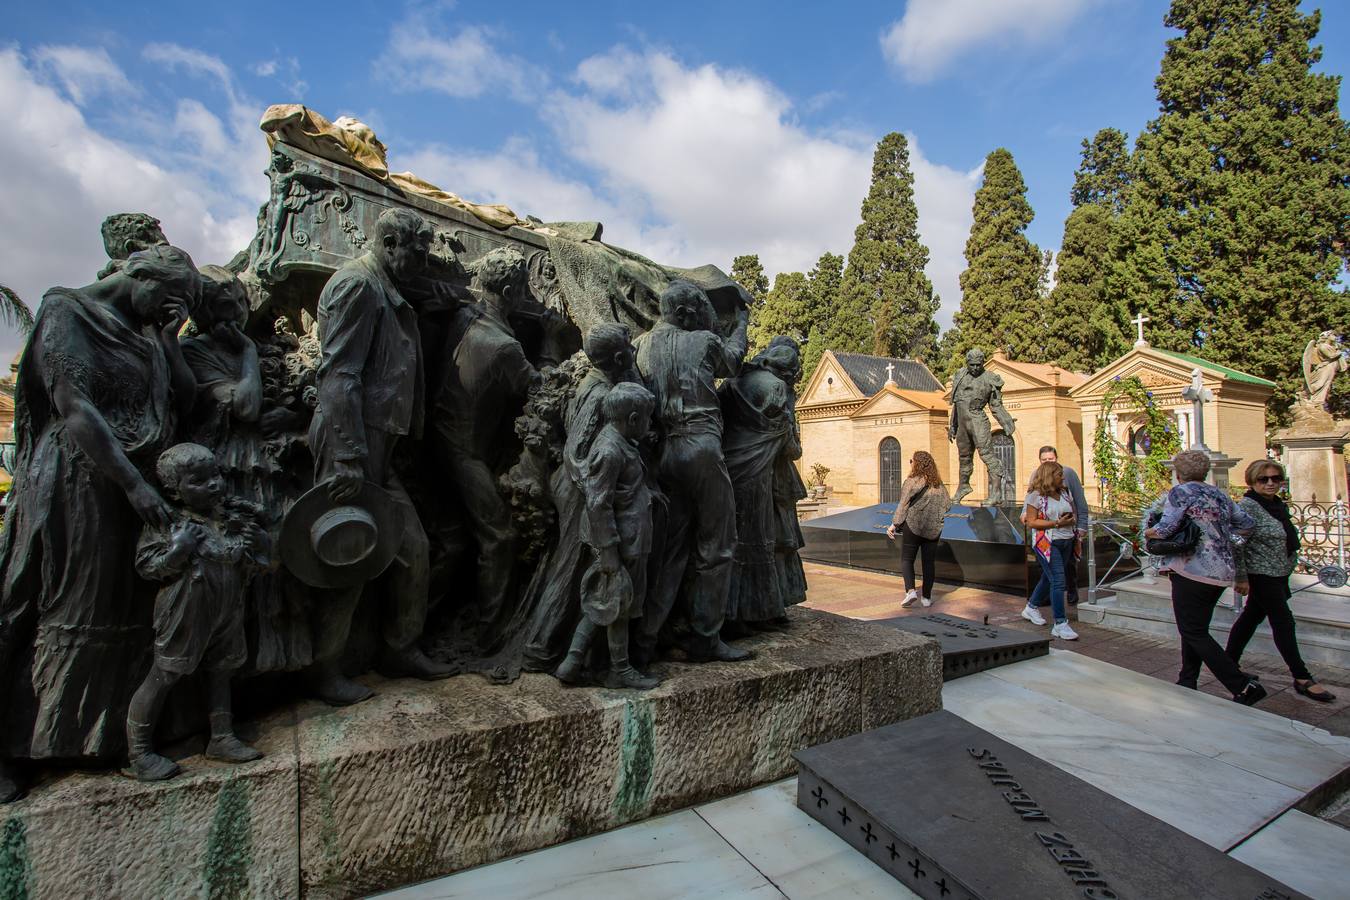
[2,0,1346,362]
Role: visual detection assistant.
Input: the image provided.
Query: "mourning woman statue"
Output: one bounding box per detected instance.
[766,336,808,609]
[0,244,201,802]
[720,343,797,631]
[520,323,640,671]
[181,267,312,673]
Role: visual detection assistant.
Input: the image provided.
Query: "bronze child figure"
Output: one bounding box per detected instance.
[126,443,269,781]
[555,383,660,690]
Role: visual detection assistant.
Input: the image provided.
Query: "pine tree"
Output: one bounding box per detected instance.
[1042,128,1134,371]
[1108,0,1350,420]
[950,148,1044,361]
[830,133,939,363]
[800,251,844,385]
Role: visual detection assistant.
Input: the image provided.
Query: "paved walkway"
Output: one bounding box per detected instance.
[800,563,1350,738]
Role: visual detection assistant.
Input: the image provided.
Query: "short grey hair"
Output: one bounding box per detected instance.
[1172,449,1211,483]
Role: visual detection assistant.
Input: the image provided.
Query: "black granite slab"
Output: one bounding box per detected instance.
[871,613,1048,680]
[800,503,1033,592]
[795,710,1307,900]
[800,503,1136,595]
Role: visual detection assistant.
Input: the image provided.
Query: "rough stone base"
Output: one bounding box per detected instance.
[0,607,940,898]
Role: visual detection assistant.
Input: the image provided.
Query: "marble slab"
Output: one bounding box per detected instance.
[941,672,1305,850]
[375,809,782,899]
[986,649,1350,792]
[1229,809,1350,900]
[796,710,1307,899]
[695,780,919,899]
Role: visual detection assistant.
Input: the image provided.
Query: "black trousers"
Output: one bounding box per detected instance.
[899,525,938,599]
[1171,573,1248,694]
[1226,573,1311,681]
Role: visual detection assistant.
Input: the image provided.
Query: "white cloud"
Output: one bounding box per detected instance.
[0,46,267,361]
[377,14,544,101]
[32,45,136,106]
[537,48,977,326]
[881,0,1099,82]
[545,49,873,277]
[252,59,279,78]
[909,140,982,327]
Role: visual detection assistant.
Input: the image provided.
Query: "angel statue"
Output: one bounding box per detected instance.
[1301,331,1347,410]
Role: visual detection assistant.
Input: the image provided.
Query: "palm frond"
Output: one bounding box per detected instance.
[0,285,34,334]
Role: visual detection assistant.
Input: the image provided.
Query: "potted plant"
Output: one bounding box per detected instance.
[808,462,831,500]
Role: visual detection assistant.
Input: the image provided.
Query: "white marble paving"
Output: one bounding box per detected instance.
[1229,810,1350,900]
[942,670,1305,850]
[695,780,918,900]
[984,649,1350,791]
[376,809,783,900]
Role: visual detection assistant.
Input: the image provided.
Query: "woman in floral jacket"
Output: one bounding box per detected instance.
[1146,450,1261,704]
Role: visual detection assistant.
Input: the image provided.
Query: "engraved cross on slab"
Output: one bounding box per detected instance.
[838,805,852,826]
[811,785,828,809]
[860,822,877,844]
[909,857,925,879]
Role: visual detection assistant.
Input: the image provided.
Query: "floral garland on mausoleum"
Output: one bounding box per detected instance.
[1092,375,1180,513]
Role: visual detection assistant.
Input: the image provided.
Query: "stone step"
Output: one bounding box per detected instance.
[1080,574,1350,669]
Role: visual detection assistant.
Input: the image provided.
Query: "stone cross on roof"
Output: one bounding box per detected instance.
[885,362,896,385]
[1132,312,1150,347]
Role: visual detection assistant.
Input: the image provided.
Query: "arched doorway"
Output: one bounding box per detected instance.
[879,437,902,502]
[992,431,1016,487]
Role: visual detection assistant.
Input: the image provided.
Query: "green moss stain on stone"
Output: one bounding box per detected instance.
[613,700,655,820]
[0,817,30,900]
[315,758,342,876]
[202,778,253,900]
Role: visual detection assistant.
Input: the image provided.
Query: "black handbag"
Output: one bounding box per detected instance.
[1144,507,1201,556]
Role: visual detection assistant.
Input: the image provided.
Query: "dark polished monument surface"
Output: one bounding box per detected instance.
[801,503,1035,593]
[870,613,1048,680]
[795,710,1306,900]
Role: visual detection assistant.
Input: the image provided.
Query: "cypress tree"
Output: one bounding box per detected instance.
[748,270,810,354]
[1108,0,1350,419]
[830,133,939,362]
[1043,128,1134,371]
[730,254,769,306]
[800,251,844,385]
[950,148,1044,361]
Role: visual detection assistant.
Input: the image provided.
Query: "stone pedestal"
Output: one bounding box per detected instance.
[1275,428,1349,503]
[0,607,941,899]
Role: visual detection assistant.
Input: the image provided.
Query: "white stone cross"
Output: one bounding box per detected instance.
[885,362,896,385]
[1180,367,1214,451]
[1132,312,1150,347]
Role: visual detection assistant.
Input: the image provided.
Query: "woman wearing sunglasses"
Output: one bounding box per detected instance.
[1229,460,1336,702]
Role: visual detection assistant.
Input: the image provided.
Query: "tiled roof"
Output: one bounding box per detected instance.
[1152,348,1276,387]
[832,352,941,396]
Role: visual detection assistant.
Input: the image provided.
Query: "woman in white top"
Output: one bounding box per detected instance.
[1019,461,1079,640]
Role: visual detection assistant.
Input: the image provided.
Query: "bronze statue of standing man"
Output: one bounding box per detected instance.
[948,348,1016,505]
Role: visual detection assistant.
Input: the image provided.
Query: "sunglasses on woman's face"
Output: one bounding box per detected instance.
[1254,475,1284,484]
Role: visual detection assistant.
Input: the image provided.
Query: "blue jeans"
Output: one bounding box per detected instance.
[1028,538,1074,624]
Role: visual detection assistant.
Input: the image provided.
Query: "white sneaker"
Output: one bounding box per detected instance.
[920,596,933,607]
[1051,622,1079,641]
[900,589,920,608]
[1021,605,1047,626]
